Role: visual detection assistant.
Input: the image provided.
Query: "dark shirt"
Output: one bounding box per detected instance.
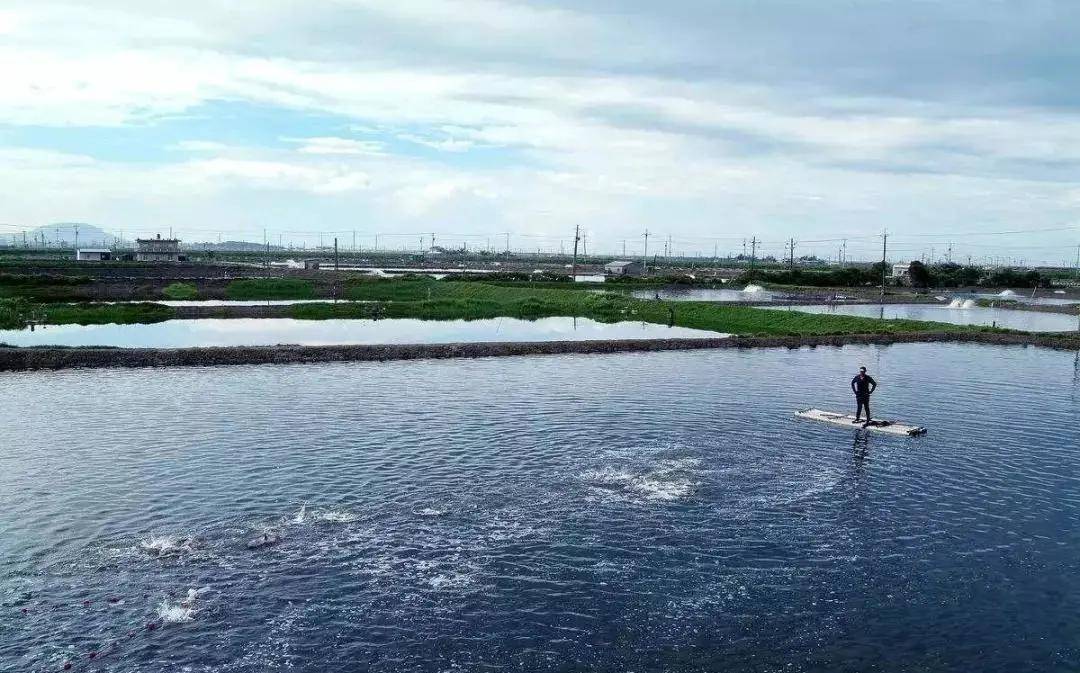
[851,374,877,397]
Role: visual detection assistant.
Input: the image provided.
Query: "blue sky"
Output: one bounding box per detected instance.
[1,1,1078,263]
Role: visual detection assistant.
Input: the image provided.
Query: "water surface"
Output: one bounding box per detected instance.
[781,303,1079,332]
[631,287,776,302]
[0,317,722,348]
[1,344,1078,672]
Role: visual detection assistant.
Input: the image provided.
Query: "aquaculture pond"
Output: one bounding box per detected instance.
[959,291,1080,306]
[0,317,723,348]
[781,303,1079,332]
[630,286,777,302]
[1,343,1078,672]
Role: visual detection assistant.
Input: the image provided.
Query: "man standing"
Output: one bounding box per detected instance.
[851,366,877,423]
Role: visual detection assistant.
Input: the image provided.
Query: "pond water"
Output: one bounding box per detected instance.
[2,343,1078,672]
[631,287,777,302]
[961,292,1080,306]
[0,317,722,348]
[780,303,1080,332]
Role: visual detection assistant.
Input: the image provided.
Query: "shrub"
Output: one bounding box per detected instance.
[162,282,198,300]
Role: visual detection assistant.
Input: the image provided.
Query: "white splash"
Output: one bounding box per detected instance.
[156,588,207,623]
[742,284,765,294]
[139,535,197,556]
[292,504,307,524]
[315,509,358,523]
[417,508,448,517]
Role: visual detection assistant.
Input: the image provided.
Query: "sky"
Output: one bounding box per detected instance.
[1,1,1079,264]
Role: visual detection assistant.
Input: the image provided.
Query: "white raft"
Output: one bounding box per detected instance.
[795,408,927,436]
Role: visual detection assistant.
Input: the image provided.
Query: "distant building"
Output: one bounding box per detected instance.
[891,263,911,279]
[76,248,112,262]
[604,260,645,277]
[136,234,181,262]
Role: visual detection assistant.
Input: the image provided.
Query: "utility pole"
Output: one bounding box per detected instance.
[74,224,79,251]
[582,232,587,258]
[749,237,757,273]
[622,240,627,256]
[571,225,581,279]
[713,241,717,262]
[353,230,356,252]
[841,239,847,265]
[788,238,796,270]
[375,233,379,251]
[431,233,436,251]
[334,237,339,271]
[880,230,888,299]
[643,229,650,273]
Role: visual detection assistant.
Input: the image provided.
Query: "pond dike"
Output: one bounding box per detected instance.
[1,331,1077,371]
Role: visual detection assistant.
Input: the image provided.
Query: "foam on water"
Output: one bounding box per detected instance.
[157,588,206,623]
[139,534,199,557]
[313,509,359,523]
[581,466,699,502]
[947,298,976,308]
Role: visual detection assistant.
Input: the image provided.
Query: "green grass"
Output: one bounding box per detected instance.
[42,302,175,325]
[225,278,315,299]
[162,282,198,300]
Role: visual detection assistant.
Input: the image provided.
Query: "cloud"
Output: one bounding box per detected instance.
[285,136,386,156]
[171,140,232,152]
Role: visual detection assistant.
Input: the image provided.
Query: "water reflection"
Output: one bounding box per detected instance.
[780,303,1079,332]
[0,317,727,348]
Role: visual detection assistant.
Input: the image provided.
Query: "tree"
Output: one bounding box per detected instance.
[907,260,931,288]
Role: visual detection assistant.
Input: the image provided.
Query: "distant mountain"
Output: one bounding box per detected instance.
[4,222,119,248]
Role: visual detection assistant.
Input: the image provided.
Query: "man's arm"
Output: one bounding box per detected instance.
[851,377,858,393]
[868,376,877,394]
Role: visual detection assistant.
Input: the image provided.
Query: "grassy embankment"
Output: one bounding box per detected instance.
[21,277,1012,336]
[162,282,198,300]
[225,278,316,299]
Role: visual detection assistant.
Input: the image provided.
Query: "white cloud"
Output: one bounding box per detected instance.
[397,133,475,153]
[286,137,386,156]
[171,140,232,152]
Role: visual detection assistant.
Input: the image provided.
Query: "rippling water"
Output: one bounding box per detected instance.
[0,317,721,348]
[782,303,1080,332]
[2,344,1079,672]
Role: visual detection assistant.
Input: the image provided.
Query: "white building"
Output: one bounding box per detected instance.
[76,248,112,261]
[891,263,911,278]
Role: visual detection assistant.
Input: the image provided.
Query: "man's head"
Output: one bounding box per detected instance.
[859,366,867,376]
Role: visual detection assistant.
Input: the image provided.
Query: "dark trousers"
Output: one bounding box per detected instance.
[855,395,871,420]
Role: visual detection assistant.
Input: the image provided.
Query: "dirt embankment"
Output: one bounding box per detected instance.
[1,331,1076,372]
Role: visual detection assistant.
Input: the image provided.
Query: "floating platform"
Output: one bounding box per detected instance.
[795,408,927,436]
